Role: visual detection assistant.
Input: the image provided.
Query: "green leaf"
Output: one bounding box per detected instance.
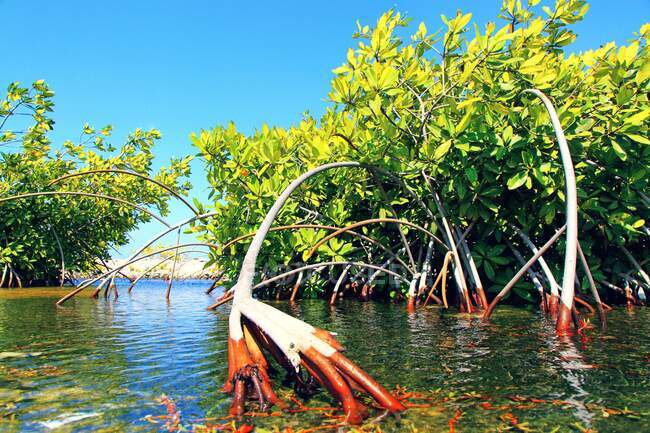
[611,141,627,161]
[625,133,650,145]
[465,167,478,184]
[624,110,650,125]
[507,171,529,190]
[483,261,495,279]
[434,139,453,160]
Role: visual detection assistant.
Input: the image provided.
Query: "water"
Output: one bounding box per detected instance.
[0,280,649,432]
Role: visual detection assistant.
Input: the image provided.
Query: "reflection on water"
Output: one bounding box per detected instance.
[0,279,649,432]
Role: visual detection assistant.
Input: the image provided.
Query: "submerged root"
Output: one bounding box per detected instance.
[225,335,281,416]
[224,300,405,424]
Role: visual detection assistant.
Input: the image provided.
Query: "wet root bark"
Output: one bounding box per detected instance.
[224,300,405,424]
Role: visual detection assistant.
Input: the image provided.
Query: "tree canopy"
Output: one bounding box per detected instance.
[0,80,192,287]
[193,0,649,305]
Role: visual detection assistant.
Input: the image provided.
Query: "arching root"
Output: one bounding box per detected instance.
[224,299,405,424]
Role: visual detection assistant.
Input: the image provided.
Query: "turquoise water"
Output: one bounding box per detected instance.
[0,280,648,432]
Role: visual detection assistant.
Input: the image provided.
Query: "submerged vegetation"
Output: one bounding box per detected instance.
[0,0,649,430]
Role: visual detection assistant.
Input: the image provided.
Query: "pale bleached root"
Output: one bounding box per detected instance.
[10,268,22,288]
[406,273,422,311]
[417,231,435,299]
[306,218,448,261]
[454,224,488,309]
[166,228,183,300]
[369,171,416,271]
[483,225,567,320]
[57,242,217,305]
[128,249,209,293]
[289,271,304,302]
[7,266,13,288]
[366,250,403,302]
[0,264,7,288]
[259,261,407,290]
[423,251,454,308]
[510,223,561,309]
[91,277,110,298]
[207,260,409,310]
[57,212,219,304]
[50,228,66,288]
[205,270,226,294]
[225,162,406,422]
[576,242,606,324]
[506,240,547,312]
[330,264,352,305]
[221,223,413,277]
[428,184,473,312]
[226,297,405,422]
[621,246,650,288]
[129,256,174,293]
[524,89,579,334]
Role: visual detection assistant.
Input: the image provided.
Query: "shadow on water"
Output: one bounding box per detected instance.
[0,280,648,432]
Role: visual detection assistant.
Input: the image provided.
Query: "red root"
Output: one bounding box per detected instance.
[225,317,405,424]
[302,348,364,424]
[223,338,236,392]
[359,284,370,301]
[226,336,280,415]
[574,296,595,314]
[556,303,573,335]
[547,294,560,317]
[407,296,416,312]
[313,328,345,352]
[329,352,406,413]
[230,376,247,416]
[540,292,548,313]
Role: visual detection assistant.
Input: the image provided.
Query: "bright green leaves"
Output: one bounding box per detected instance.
[192,1,649,298]
[321,238,355,261]
[610,141,628,161]
[507,171,529,190]
[465,167,478,185]
[623,109,650,126]
[0,81,191,283]
[472,243,510,280]
[433,139,453,161]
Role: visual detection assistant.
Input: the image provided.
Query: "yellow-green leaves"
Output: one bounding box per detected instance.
[610,141,628,161]
[519,53,547,75]
[636,59,650,85]
[442,12,472,32]
[415,22,427,39]
[623,109,650,126]
[617,41,639,65]
[193,2,650,296]
[507,171,529,190]
[455,109,473,135]
[433,139,453,161]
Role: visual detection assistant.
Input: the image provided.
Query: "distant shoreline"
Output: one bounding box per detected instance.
[80,257,221,281]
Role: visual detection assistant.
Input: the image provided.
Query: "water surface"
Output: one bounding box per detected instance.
[0,280,648,432]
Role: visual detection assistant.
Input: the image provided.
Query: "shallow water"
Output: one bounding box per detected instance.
[0,280,648,432]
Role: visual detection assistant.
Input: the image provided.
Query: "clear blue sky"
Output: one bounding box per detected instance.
[2,0,648,257]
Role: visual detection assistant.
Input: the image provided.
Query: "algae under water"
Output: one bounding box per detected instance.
[0,280,648,432]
